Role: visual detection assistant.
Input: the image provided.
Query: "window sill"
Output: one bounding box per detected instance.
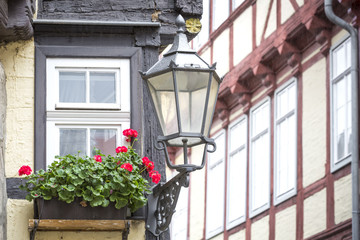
[28,219,132,231]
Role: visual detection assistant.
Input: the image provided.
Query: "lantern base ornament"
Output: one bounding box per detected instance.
[146,170,189,236]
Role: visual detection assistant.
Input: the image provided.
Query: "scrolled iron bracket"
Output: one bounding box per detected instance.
[146,170,190,236]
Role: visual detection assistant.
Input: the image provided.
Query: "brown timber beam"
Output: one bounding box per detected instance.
[28,219,130,231]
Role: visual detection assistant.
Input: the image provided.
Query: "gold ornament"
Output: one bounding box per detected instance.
[186,18,202,33]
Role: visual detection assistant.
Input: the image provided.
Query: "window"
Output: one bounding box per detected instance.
[206,130,225,238]
[46,58,130,166]
[226,116,247,229]
[249,98,270,217]
[274,79,297,205]
[331,37,352,172]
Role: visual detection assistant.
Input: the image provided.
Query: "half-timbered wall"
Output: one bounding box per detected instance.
[187,0,359,239]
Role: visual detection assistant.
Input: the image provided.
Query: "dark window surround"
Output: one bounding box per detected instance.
[35,44,143,171]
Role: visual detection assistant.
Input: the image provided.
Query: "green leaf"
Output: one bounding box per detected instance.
[64,184,75,191]
[115,198,128,209]
[25,194,33,202]
[101,199,110,207]
[90,196,104,207]
[83,189,93,201]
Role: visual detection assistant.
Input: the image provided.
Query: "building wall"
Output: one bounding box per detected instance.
[0,40,34,240]
[189,0,356,239]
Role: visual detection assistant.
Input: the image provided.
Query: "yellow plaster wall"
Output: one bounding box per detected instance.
[281,0,295,24]
[334,174,352,224]
[296,0,304,7]
[7,199,33,240]
[0,40,35,178]
[331,29,348,45]
[303,188,327,238]
[200,46,211,65]
[210,233,224,240]
[256,0,270,46]
[189,145,206,240]
[275,205,296,240]
[228,229,245,240]
[213,28,230,78]
[302,58,326,188]
[251,215,269,240]
[233,7,252,66]
[264,0,277,39]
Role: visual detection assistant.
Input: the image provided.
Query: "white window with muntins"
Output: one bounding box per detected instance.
[249,98,270,217]
[226,116,247,229]
[330,37,352,172]
[274,78,297,205]
[46,58,130,166]
[206,130,225,238]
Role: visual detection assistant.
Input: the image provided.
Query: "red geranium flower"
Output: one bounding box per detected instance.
[123,128,138,142]
[121,163,133,172]
[149,170,161,184]
[147,161,154,171]
[94,155,102,163]
[142,157,150,165]
[142,157,154,171]
[116,146,128,153]
[18,165,32,176]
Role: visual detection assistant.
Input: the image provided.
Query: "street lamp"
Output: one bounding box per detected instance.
[140,14,221,236]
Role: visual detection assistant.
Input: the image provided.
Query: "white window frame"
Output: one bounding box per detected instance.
[249,98,270,218]
[274,78,297,205]
[46,58,131,167]
[226,116,247,229]
[47,58,130,111]
[330,36,352,172]
[206,130,226,239]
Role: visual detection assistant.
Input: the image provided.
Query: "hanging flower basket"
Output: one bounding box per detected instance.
[19,129,161,219]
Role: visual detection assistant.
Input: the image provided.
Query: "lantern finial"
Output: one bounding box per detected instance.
[175,15,186,33]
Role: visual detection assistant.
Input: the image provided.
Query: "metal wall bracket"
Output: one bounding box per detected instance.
[146,170,190,236]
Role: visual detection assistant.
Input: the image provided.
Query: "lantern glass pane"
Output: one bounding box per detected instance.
[147,72,179,136]
[204,75,219,137]
[175,71,210,134]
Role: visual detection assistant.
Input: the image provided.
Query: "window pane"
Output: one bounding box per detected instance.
[207,160,224,233]
[90,72,116,103]
[276,115,296,197]
[230,119,246,151]
[333,44,346,78]
[206,132,225,236]
[251,133,269,212]
[90,129,117,156]
[252,102,269,136]
[228,149,246,224]
[60,128,87,156]
[59,72,86,103]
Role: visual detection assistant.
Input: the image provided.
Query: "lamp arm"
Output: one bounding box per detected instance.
[146,170,190,236]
